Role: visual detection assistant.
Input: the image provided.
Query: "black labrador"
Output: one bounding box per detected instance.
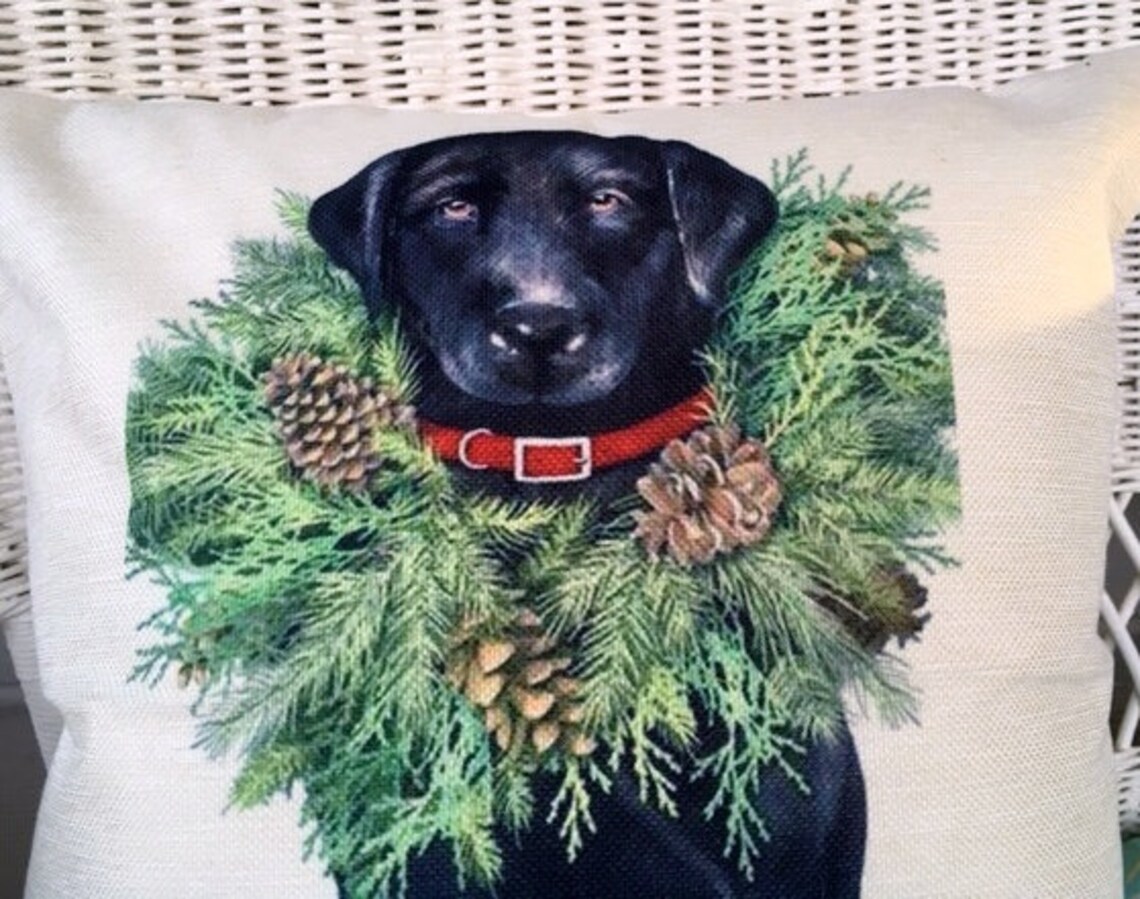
[310,131,866,899]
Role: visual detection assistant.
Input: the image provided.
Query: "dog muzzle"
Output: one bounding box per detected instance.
[418,387,714,483]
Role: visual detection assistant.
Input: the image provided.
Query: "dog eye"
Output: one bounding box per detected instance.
[437,198,477,222]
[588,191,627,214]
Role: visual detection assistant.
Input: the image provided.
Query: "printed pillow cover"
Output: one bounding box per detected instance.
[1,49,1139,899]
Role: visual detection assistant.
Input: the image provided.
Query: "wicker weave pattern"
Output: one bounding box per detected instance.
[1,1,1139,108]
[1117,234,1140,492]
[3,0,1140,822]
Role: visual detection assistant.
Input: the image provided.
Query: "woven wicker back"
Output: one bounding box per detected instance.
[3,0,1140,817]
[3,2,1139,107]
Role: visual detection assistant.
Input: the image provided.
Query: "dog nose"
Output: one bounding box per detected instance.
[491,304,589,357]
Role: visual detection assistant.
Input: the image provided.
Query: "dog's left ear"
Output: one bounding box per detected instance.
[662,141,778,305]
[308,149,407,319]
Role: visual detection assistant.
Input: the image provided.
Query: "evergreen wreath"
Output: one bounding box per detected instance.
[126,150,958,897]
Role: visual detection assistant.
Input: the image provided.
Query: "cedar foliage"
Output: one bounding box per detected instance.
[126,155,958,897]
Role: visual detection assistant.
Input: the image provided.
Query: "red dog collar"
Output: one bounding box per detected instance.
[419,387,714,483]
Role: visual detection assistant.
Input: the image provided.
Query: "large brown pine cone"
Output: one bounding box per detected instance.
[633,424,781,566]
[445,608,596,759]
[264,354,412,494]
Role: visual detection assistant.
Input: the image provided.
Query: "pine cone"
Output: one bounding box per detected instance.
[872,565,930,650]
[264,354,413,494]
[821,198,896,277]
[633,424,781,567]
[445,608,596,759]
[816,565,930,653]
[176,660,208,689]
[174,627,227,689]
[822,231,871,273]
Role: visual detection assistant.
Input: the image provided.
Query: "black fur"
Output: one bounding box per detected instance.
[312,131,865,898]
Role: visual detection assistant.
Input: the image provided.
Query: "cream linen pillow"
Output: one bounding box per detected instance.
[2,49,1139,899]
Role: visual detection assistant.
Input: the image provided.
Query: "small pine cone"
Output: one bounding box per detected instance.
[874,565,930,649]
[821,220,894,277]
[820,230,870,275]
[816,565,931,653]
[633,423,781,567]
[174,627,226,689]
[264,354,413,494]
[176,661,208,689]
[823,233,870,272]
[445,608,596,759]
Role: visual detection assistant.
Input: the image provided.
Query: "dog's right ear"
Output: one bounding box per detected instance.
[308,150,407,319]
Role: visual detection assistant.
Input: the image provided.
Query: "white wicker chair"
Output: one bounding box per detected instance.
[1,0,1139,838]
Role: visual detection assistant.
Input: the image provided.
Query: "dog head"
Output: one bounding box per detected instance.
[309,131,776,416]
